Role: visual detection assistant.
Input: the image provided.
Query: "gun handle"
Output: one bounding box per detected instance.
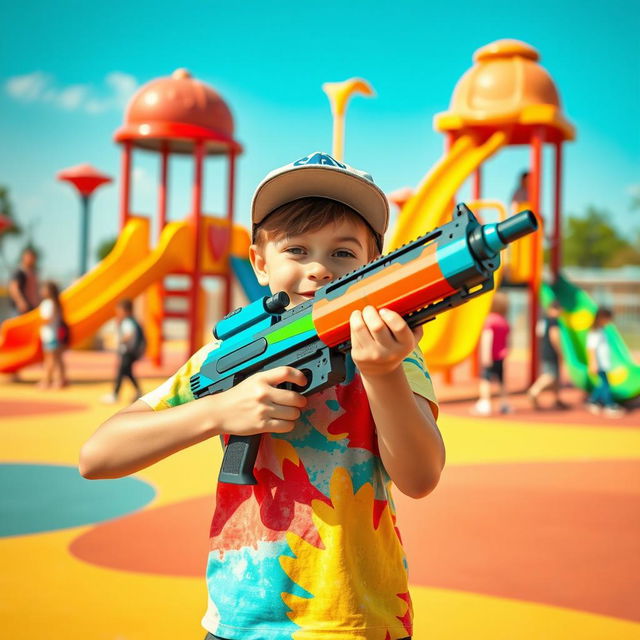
[218,435,261,485]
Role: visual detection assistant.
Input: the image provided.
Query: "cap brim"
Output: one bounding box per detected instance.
[252,165,388,238]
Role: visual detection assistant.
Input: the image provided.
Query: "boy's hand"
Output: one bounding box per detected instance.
[350,306,422,378]
[211,367,308,436]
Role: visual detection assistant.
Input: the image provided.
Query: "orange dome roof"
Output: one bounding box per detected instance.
[434,40,574,142]
[114,69,242,154]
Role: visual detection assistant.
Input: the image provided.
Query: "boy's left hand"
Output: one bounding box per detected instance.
[350,306,423,377]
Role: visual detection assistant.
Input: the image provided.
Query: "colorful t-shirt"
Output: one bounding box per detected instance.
[141,341,438,640]
[484,312,510,362]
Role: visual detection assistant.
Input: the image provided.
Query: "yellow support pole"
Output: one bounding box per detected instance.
[322,78,375,161]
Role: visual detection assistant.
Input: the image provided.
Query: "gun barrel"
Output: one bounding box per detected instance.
[496,210,538,244]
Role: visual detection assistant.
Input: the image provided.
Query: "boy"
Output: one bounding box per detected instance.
[527,300,569,409]
[586,307,624,417]
[101,299,145,404]
[80,152,444,639]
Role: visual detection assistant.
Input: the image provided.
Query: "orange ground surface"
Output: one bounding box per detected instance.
[1,346,639,639]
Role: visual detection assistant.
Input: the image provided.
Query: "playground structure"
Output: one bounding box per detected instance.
[0,69,267,373]
[0,40,638,400]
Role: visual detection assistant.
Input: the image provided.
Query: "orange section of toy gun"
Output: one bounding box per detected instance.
[312,242,456,347]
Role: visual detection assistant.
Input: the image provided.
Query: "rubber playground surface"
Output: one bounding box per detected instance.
[1,347,639,639]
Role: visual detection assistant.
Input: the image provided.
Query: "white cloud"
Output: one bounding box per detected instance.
[4,71,138,114]
[5,71,52,101]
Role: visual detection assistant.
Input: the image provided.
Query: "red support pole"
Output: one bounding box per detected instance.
[119,142,132,230]
[158,144,169,239]
[224,150,236,315]
[551,141,563,278]
[529,128,544,385]
[189,139,205,356]
[445,132,454,153]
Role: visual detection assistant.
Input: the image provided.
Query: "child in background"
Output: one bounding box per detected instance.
[472,291,512,416]
[586,308,625,417]
[81,152,444,640]
[527,300,569,409]
[101,299,145,404]
[38,280,67,389]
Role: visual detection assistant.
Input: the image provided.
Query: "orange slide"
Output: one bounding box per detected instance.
[0,217,193,373]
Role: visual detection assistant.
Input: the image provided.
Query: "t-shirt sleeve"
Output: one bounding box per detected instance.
[140,341,219,411]
[586,330,598,351]
[39,299,53,321]
[402,347,439,420]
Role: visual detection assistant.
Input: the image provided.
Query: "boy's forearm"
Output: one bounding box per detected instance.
[79,399,219,479]
[361,368,445,499]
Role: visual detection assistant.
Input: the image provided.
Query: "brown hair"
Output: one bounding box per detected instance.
[42,280,62,314]
[593,307,613,327]
[253,197,381,259]
[490,291,509,316]
[117,298,134,314]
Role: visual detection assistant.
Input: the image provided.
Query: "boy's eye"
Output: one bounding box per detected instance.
[284,246,306,255]
[334,249,357,258]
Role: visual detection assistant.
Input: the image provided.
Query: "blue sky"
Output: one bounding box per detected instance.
[1,0,639,282]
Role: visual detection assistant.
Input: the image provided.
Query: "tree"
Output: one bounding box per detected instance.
[562,207,640,268]
[96,237,117,261]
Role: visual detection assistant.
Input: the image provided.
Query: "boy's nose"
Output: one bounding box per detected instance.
[307,261,333,282]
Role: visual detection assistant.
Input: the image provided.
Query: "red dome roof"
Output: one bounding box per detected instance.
[114,69,241,155]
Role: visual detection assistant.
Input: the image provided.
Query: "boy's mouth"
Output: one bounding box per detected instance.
[296,291,317,300]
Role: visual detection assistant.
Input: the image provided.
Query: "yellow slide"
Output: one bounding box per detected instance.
[0,217,193,373]
[388,131,508,370]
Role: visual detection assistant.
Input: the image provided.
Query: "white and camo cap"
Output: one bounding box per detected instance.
[251,152,389,251]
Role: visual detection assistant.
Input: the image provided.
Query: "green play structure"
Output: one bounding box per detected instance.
[541,273,640,402]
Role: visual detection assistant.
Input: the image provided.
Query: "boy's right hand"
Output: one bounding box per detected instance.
[210,366,308,436]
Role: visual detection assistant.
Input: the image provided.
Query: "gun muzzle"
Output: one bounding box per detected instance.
[468,210,538,260]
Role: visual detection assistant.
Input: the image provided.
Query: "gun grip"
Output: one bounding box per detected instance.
[218,435,261,485]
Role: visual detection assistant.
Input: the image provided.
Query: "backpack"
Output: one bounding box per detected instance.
[130,318,147,360]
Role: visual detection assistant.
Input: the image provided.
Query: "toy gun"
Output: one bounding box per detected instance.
[190,203,537,485]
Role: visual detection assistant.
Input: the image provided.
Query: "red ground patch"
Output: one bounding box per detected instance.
[396,459,640,622]
[70,495,212,576]
[70,460,640,622]
[0,399,87,416]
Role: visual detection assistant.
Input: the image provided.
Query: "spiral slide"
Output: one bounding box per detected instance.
[0,217,193,373]
[388,130,508,369]
[541,274,640,401]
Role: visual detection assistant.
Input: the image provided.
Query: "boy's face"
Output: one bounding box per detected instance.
[250,218,372,307]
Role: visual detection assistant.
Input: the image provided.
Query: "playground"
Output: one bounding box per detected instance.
[1,34,639,640]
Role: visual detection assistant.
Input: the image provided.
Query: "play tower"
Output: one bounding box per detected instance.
[433,39,575,382]
[114,69,242,361]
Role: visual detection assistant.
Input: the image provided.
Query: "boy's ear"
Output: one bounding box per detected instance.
[249,244,270,287]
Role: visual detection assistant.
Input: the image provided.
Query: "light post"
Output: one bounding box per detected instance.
[57,164,112,276]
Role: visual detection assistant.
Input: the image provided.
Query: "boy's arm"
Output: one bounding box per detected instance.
[79,367,307,479]
[350,306,445,499]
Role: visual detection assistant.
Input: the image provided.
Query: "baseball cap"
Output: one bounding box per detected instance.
[251,152,389,250]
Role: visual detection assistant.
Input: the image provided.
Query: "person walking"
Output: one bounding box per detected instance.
[528,300,569,409]
[101,299,145,404]
[38,280,68,389]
